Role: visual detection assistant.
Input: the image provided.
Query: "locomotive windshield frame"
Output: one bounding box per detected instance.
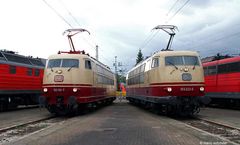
[165,56,200,66]
[47,59,79,68]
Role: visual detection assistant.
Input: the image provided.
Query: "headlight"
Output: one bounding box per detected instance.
[167,87,172,92]
[73,88,78,92]
[184,68,189,72]
[200,87,204,92]
[43,88,48,92]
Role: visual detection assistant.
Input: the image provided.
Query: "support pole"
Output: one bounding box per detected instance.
[114,56,119,91]
[96,45,99,60]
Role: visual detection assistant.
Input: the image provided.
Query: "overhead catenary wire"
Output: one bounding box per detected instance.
[42,0,95,53]
[99,54,113,63]
[42,0,96,48]
[42,0,106,60]
[57,0,114,62]
[42,0,73,28]
[173,31,240,57]
[185,31,240,51]
[59,0,100,47]
[139,0,188,51]
[139,29,160,51]
[58,0,81,27]
[163,0,239,57]
[174,23,240,52]
[169,27,240,58]
[166,0,191,23]
[166,0,181,16]
[57,0,98,48]
[41,1,151,72]
[139,32,155,49]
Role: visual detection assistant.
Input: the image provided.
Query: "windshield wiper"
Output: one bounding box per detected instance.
[167,61,178,70]
[67,64,77,71]
[192,60,198,70]
[50,67,54,72]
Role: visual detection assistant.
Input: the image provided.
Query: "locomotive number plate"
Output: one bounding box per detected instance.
[180,87,194,91]
[53,88,65,92]
[182,73,192,81]
[54,75,64,82]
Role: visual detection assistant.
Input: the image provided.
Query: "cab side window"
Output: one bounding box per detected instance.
[35,69,40,76]
[151,58,159,68]
[85,60,92,69]
[10,65,16,74]
[203,67,208,76]
[27,68,33,76]
[208,65,217,75]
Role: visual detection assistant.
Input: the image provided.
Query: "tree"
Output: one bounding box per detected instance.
[136,49,144,65]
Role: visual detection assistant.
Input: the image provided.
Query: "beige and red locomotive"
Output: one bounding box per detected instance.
[40,29,116,115]
[126,50,209,115]
[126,25,210,115]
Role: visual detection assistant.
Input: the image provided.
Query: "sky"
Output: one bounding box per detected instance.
[0,0,239,72]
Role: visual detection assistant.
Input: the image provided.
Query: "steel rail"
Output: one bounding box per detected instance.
[180,117,240,145]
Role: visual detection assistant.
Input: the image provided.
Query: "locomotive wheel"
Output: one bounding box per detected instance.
[46,106,55,114]
[176,105,198,117]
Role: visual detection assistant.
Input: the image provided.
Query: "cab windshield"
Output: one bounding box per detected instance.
[47,59,79,68]
[165,56,199,66]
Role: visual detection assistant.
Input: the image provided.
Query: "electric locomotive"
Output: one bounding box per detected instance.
[0,50,45,111]
[40,29,116,115]
[203,56,240,106]
[126,25,210,115]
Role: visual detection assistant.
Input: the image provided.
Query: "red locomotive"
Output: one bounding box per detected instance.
[203,56,240,106]
[0,50,45,111]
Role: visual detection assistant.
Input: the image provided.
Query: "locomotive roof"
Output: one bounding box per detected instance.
[152,50,198,57]
[128,50,199,73]
[0,50,45,68]
[203,56,240,66]
[48,53,112,72]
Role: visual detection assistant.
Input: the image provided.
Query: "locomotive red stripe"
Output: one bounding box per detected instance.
[43,84,92,87]
[44,86,110,104]
[150,82,204,86]
[127,86,204,97]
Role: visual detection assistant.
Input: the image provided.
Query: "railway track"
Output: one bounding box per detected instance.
[0,116,65,144]
[208,104,240,111]
[181,118,240,145]
[0,105,39,112]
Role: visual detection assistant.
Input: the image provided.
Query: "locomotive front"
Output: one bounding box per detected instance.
[40,28,116,115]
[155,51,205,97]
[126,51,210,115]
[41,53,91,115]
[155,51,209,111]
